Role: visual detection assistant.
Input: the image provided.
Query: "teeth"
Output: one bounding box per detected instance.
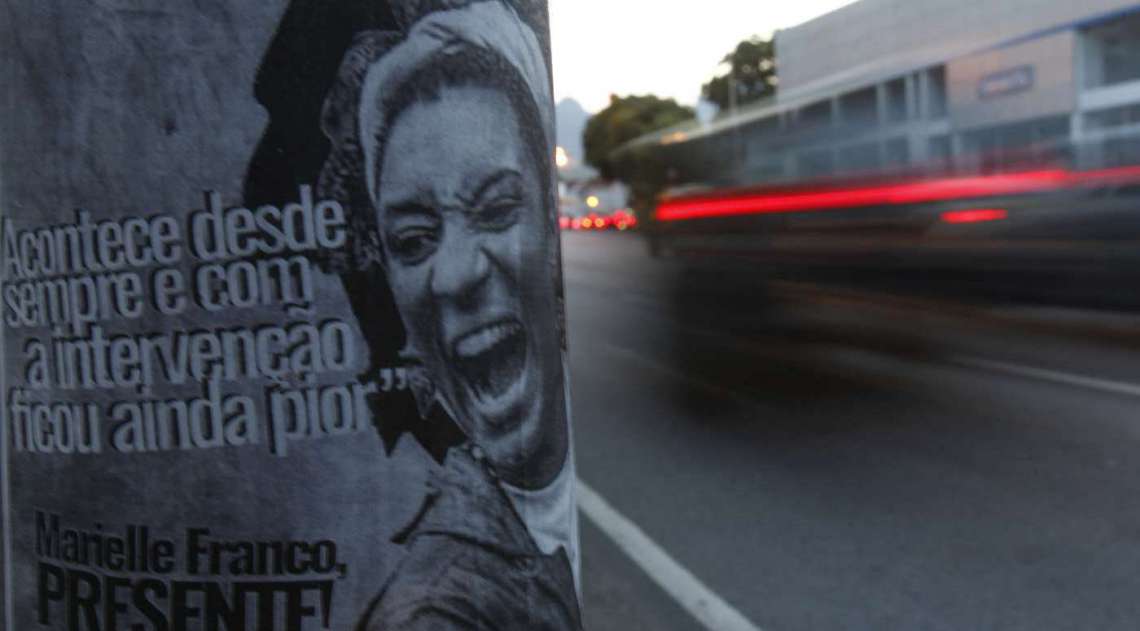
[452,321,527,404]
[455,322,521,359]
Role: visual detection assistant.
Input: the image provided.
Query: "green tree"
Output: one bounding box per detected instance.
[701,36,777,113]
[583,94,693,180]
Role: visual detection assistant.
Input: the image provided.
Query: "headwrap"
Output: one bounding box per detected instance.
[318,0,554,271]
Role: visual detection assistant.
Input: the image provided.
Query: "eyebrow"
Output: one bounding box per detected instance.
[381,189,437,217]
[381,168,525,215]
[462,168,523,206]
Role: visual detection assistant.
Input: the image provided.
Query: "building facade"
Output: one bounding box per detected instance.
[636,0,1140,187]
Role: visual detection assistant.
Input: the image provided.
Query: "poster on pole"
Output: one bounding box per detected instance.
[0,1,580,628]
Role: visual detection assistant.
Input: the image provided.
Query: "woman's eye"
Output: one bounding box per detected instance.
[389,227,439,263]
[476,197,521,230]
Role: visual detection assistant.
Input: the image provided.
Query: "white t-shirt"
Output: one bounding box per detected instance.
[435,383,581,594]
[502,449,581,594]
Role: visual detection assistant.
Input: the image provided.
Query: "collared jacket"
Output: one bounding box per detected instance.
[358,446,583,630]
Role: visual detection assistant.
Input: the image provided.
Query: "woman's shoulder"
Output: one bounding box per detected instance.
[358,447,582,630]
[360,534,491,630]
[393,446,538,555]
[363,533,580,630]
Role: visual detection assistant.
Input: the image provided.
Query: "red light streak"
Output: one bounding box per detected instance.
[940,208,1008,224]
[655,166,1140,222]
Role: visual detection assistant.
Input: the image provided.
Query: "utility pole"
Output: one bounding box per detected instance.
[0,2,581,629]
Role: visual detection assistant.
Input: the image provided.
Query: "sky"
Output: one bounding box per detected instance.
[549,0,857,113]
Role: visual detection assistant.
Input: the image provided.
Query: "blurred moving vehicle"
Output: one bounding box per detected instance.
[610,1,1140,310]
[646,155,1140,309]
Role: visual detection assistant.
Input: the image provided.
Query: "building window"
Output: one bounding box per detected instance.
[838,142,882,173]
[744,115,782,142]
[1083,12,1140,88]
[1084,104,1140,131]
[839,87,878,127]
[751,161,786,183]
[961,115,1070,171]
[928,135,952,164]
[797,149,834,178]
[796,100,833,132]
[886,78,908,123]
[884,138,910,166]
[927,66,947,119]
[1104,137,1140,167]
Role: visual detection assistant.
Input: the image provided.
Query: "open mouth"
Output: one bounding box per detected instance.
[452,319,528,404]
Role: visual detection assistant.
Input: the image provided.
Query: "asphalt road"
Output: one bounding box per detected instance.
[564,231,1140,631]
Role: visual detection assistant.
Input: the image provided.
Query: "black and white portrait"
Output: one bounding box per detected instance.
[316,0,581,628]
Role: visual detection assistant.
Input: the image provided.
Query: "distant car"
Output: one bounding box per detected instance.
[560,209,638,231]
[609,209,638,231]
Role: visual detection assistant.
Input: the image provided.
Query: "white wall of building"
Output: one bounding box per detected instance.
[776,0,1140,98]
[948,31,1077,131]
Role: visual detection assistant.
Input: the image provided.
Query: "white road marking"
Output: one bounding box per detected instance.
[576,480,765,631]
[952,356,1140,398]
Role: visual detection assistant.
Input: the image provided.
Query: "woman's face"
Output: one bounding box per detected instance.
[376,85,566,488]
